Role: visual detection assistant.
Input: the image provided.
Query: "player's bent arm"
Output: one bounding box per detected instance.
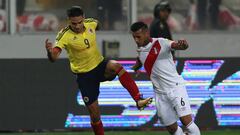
[131,58,143,72]
[45,39,62,62]
[47,47,61,62]
[171,39,189,50]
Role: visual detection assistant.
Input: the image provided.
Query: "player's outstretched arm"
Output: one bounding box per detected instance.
[171,39,189,50]
[45,39,62,62]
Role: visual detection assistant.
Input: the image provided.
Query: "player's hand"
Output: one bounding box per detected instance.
[131,66,140,78]
[45,39,53,52]
[177,39,188,50]
[135,70,141,78]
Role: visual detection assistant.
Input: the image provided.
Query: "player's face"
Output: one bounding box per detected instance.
[132,29,150,47]
[159,10,170,20]
[68,16,85,33]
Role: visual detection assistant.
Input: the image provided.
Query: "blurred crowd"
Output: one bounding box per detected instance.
[0,0,59,32]
[0,0,240,32]
[138,0,240,32]
[186,0,240,31]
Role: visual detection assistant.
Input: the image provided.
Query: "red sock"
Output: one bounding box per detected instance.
[116,67,141,101]
[91,120,104,135]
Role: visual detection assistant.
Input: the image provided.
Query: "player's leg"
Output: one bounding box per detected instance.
[76,72,104,135]
[105,60,141,100]
[172,85,200,135]
[87,100,104,135]
[180,115,200,135]
[104,60,152,110]
[166,122,184,135]
[155,92,184,135]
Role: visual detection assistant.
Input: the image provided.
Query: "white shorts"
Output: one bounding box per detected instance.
[155,84,192,126]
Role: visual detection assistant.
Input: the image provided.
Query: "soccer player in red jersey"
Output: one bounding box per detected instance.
[131,22,200,135]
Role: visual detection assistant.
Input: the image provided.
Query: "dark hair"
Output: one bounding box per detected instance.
[154,0,171,18]
[67,6,84,17]
[131,22,148,32]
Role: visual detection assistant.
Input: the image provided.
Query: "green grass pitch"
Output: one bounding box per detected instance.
[1,130,239,135]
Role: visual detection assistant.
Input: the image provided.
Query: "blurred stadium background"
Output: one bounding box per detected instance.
[0,0,240,134]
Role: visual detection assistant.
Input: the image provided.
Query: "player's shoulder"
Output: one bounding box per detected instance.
[56,26,70,41]
[151,38,164,44]
[156,38,174,49]
[156,37,172,42]
[153,38,171,46]
[84,18,98,28]
[84,18,98,23]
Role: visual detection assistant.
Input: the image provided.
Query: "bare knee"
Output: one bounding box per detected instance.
[166,122,178,134]
[108,60,122,70]
[106,60,123,74]
[180,114,192,126]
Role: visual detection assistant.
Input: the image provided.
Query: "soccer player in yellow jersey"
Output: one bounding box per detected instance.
[44,6,152,135]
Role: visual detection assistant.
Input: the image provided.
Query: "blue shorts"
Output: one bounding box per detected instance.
[76,59,115,106]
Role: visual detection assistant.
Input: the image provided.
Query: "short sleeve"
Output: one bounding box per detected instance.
[55,39,66,49]
[158,38,175,51]
[54,28,68,49]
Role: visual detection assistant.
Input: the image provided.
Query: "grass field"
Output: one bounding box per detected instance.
[1,130,240,135]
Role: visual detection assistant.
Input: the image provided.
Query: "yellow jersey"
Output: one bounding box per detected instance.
[55,18,104,73]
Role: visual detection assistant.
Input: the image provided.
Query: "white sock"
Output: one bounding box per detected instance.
[173,126,184,135]
[186,122,201,135]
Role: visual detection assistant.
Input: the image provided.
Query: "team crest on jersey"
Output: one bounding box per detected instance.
[83,96,89,103]
[72,36,77,40]
[88,28,93,34]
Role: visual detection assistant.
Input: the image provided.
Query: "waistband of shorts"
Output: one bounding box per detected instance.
[154,83,185,95]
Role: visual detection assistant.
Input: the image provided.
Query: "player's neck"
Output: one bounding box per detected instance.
[69,26,86,34]
[79,26,86,34]
[141,38,151,47]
